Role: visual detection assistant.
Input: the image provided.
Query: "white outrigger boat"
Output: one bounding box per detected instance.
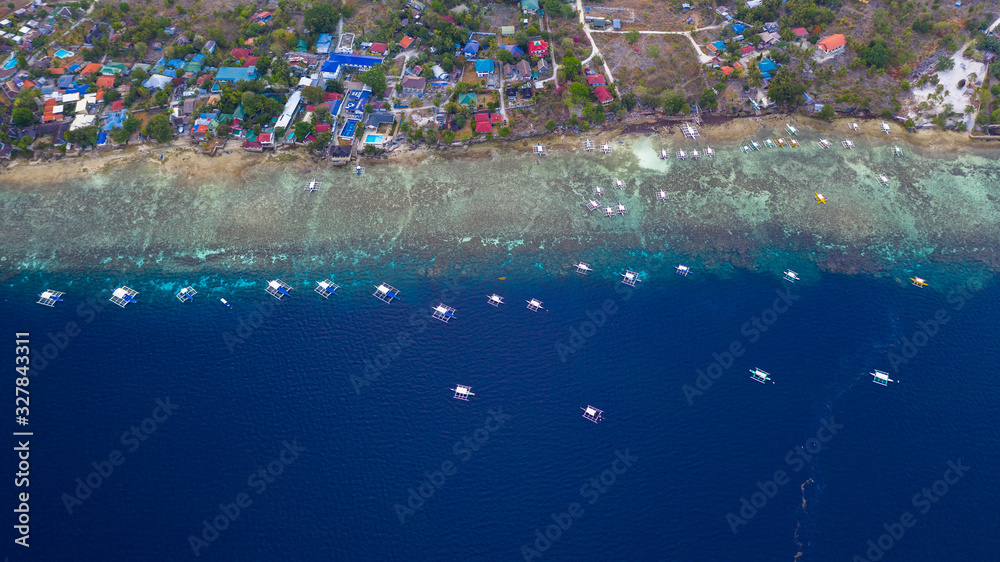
[871,369,897,386]
[842,139,855,149]
[893,145,903,156]
[656,189,668,201]
[764,138,776,148]
[785,123,799,136]
[750,368,774,384]
[677,149,687,160]
[659,148,670,159]
[614,178,625,190]
[818,139,832,149]
[783,270,799,283]
[742,144,751,154]
[705,146,715,158]
[750,140,762,151]
[881,121,892,134]
[691,149,701,159]
[878,174,890,186]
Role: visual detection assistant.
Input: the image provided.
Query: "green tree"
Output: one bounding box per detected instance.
[936,56,955,72]
[358,67,388,99]
[143,114,174,143]
[303,3,339,34]
[817,104,835,120]
[65,125,99,147]
[860,39,890,69]
[698,88,718,110]
[325,79,344,93]
[301,86,325,105]
[309,131,332,151]
[293,120,314,141]
[111,127,132,144]
[662,90,684,114]
[16,52,27,70]
[497,49,515,65]
[123,116,142,133]
[104,88,121,103]
[153,88,169,106]
[767,72,807,106]
[562,56,582,81]
[621,91,637,111]
[498,126,510,137]
[624,30,640,44]
[545,119,557,131]
[442,129,455,144]
[12,107,36,127]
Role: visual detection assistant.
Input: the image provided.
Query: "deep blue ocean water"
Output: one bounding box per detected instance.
[2,268,999,561]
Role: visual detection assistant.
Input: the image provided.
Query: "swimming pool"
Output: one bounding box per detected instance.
[365,134,384,144]
[2,58,16,70]
[54,49,74,58]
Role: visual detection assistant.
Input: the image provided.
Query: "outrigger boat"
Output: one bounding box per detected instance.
[776,138,787,147]
[842,140,855,149]
[818,139,832,149]
[789,138,799,148]
[750,140,762,151]
[910,277,928,288]
[815,193,827,204]
[677,149,687,160]
[878,174,890,186]
[705,146,715,158]
[764,138,776,148]
[893,145,903,156]
[871,369,897,386]
[614,178,625,190]
[750,368,774,384]
[783,270,799,283]
[691,149,701,159]
[742,144,751,154]
[785,124,799,136]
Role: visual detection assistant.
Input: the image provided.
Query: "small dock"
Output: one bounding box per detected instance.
[373,283,400,303]
[175,286,197,302]
[621,269,640,287]
[37,290,65,307]
[432,303,457,322]
[452,384,475,400]
[871,369,897,386]
[581,405,604,423]
[109,286,139,308]
[265,279,292,300]
[315,279,340,298]
[750,368,773,384]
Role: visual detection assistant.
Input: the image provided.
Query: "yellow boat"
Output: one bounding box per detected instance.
[910,277,928,288]
[790,139,799,148]
[815,193,827,204]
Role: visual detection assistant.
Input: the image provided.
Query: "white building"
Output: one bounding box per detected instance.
[275,90,302,132]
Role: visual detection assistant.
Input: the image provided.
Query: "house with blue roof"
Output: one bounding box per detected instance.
[463,40,480,59]
[475,58,495,77]
[321,53,385,79]
[316,33,333,54]
[215,66,260,83]
[503,44,524,58]
[710,40,726,52]
[757,58,776,79]
[732,23,745,34]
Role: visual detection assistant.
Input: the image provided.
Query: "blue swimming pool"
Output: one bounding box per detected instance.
[3,58,16,70]
[365,134,384,144]
[54,49,74,58]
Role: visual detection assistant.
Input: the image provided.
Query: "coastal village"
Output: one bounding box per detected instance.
[1,0,999,164]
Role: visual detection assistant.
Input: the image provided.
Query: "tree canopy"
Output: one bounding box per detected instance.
[144,114,174,143]
[304,4,340,34]
[358,67,388,99]
[859,39,890,69]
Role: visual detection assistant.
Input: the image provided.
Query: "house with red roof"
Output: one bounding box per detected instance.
[586,73,606,87]
[740,45,755,56]
[792,27,809,37]
[315,123,332,133]
[243,56,259,68]
[817,34,846,54]
[96,75,115,88]
[258,132,274,147]
[474,112,493,133]
[528,39,548,56]
[370,42,388,55]
[399,35,416,49]
[111,100,124,111]
[230,48,252,59]
[593,85,613,106]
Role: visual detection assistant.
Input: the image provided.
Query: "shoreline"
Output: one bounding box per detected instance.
[0,115,987,189]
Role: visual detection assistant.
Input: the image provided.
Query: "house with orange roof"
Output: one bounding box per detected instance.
[80,62,102,76]
[817,34,846,54]
[95,75,114,88]
[721,66,734,76]
[399,35,416,50]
